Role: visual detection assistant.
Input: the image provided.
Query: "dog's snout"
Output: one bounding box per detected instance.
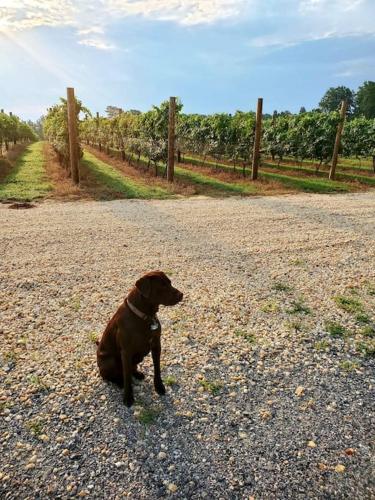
[177,291,183,301]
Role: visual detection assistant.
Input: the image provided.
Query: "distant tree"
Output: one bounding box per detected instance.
[27,117,45,139]
[356,81,375,118]
[128,109,142,115]
[105,106,122,118]
[319,86,355,115]
[299,106,306,114]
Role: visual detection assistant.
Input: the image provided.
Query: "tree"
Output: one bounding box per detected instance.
[319,86,355,114]
[299,106,306,114]
[356,81,375,118]
[105,106,123,118]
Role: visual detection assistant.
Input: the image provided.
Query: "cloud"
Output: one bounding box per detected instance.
[0,0,374,52]
[78,37,116,50]
[248,0,374,50]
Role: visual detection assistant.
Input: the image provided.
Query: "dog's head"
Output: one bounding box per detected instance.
[135,271,183,306]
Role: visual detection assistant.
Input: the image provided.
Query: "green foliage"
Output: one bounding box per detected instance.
[0,142,52,201]
[333,295,363,313]
[356,81,375,119]
[339,360,359,372]
[325,321,347,337]
[235,330,256,343]
[288,299,311,315]
[136,407,159,425]
[319,86,356,114]
[198,379,223,395]
[44,98,88,169]
[272,281,293,292]
[0,111,37,152]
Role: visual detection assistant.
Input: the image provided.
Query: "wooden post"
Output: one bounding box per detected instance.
[329,100,347,180]
[167,96,176,182]
[1,109,3,113]
[67,87,79,184]
[96,112,102,151]
[251,98,263,180]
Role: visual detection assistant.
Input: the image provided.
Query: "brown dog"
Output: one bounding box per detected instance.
[97,271,183,407]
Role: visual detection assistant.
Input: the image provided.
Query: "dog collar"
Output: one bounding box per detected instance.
[126,299,159,330]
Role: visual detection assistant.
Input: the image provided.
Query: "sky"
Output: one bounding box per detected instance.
[0,0,374,121]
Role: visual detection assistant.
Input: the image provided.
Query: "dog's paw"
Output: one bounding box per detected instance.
[154,381,166,396]
[133,371,145,381]
[123,394,135,407]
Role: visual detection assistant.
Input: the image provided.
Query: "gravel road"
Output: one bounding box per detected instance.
[1,192,374,499]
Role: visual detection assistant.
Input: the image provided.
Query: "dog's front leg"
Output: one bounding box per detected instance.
[120,350,134,407]
[151,338,166,395]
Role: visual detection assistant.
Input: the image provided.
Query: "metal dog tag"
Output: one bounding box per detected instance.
[150,320,159,331]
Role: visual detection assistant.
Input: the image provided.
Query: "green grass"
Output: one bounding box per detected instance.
[356,313,371,325]
[198,379,223,395]
[136,407,160,425]
[182,154,354,193]
[288,298,311,315]
[314,339,330,351]
[164,375,177,386]
[88,331,99,344]
[333,295,363,314]
[325,321,347,337]
[174,165,257,195]
[92,148,258,197]
[339,360,359,372]
[261,301,280,313]
[82,151,171,199]
[272,281,293,292]
[356,339,375,358]
[0,142,52,201]
[360,325,375,338]
[262,161,375,186]
[235,330,256,343]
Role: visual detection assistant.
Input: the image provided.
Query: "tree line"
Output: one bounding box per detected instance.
[0,111,37,155]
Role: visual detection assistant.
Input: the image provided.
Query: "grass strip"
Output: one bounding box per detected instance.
[0,142,52,201]
[82,151,171,199]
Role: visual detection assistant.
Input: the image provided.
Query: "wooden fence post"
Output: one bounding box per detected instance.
[251,98,263,180]
[329,100,347,180]
[67,87,79,184]
[96,112,102,152]
[167,97,176,182]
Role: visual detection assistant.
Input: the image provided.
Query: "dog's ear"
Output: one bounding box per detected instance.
[135,276,152,298]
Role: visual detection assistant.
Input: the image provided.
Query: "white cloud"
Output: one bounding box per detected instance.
[248,0,374,49]
[0,0,373,51]
[78,37,116,50]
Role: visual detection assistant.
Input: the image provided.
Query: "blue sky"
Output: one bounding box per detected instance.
[0,0,374,120]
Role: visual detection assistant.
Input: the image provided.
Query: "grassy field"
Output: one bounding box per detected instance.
[1,142,373,202]
[181,155,355,193]
[0,142,52,201]
[82,151,172,199]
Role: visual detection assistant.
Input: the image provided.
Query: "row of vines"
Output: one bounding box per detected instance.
[0,111,37,155]
[44,95,375,180]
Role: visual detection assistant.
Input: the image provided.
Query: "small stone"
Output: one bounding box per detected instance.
[25,463,35,470]
[307,441,317,448]
[295,386,305,397]
[345,448,355,455]
[334,464,346,473]
[238,432,247,439]
[115,461,125,468]
[158,452,167,460]
[167,483,178,493]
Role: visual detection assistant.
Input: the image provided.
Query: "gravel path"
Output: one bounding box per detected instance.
[1,192,374,499]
